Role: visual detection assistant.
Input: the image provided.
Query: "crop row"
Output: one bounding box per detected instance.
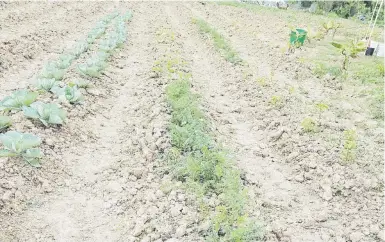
[0,11,132,167]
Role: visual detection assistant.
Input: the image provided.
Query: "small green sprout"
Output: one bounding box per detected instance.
[315,103,329,112]
[341,129,357,162]
[270,95,282,107]
[301,117,317,133]
[35,78,58,92]
[40,62,66,80]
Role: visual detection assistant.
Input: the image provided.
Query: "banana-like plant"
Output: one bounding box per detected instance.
[0,89,38,112]
[35,78,58,92]
[332,39,366,70]
[0,131,43,167]
[0,116,11,132]
[23,101,66,126]
[40,62,66,80]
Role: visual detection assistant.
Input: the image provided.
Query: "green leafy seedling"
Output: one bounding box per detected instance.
[23,101,66,126]
[332,39,366,70]
[0,89,38,112]
[65,86,84,104]
[301,117,317,133]
[56,54,76,69]
[35,78,58,92]
[0,131,43,167]
[0,116,12,132]
[40,62,66,80]
[69,79,91,89]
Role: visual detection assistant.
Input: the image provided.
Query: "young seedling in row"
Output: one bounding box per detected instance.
[0,131,43,167]
[270,95,283,108]
[55,54,76,69]
[0,89,38,112]
[341,129,357,162]
[322,20,342,39]
[51,85,84,104]
[301,117,317,133]
[332,39,366,71]
[23,101,66,126]
[77,53,108,77]
[70,41,89,57]
[40,62,66,80]
[69,79,91,89]
[0,116,12,132]
[35,78,58,92]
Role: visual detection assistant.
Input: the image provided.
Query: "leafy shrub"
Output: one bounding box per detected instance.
[332,39,366,70]
[23,101,66,126]
[0,89,38,112]
[0,116,11,132]
[0,131,43,167]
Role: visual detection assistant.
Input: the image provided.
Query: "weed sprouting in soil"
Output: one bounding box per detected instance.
[341,129,357,162]
[158,55,263,241]
[193,18,242,64]
[301,117,317,133]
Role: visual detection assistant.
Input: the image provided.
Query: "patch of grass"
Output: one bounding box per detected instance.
[193,18,242,64]
[341,129,357,162]
[301,117,317,133]
[350,58,384,84]
[313,62,342,78]
[161,55,263,241]
[315,102,329,112]
[368,86,384,120]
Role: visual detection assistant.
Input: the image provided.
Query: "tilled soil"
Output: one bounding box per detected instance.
[0,2,383,242]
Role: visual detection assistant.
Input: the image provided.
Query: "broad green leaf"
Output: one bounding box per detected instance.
[23,148,43,167]
[35,78,57,92]
[331,42,343,49]
[23,102,66,126]
[0,116,12,131]
[0,149,17,157]
[23,106,40,119]
[20,133,41,150]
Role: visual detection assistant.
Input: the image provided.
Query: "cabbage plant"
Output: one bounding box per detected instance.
[35,78,58,92]
[0,116,11,132]
[51,85,84,104]
[0,131,43,167]
[56,54,76,69]
[77,54,107,77]
[40,62,66,80]
[0,89,38,112]
[65,86,84,104]
[69,79,91,89]
[70,41,89,57]
[23,101,66,126]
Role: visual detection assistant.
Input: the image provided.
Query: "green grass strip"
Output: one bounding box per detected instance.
[165,69,263,241]
[193,18,242,64]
